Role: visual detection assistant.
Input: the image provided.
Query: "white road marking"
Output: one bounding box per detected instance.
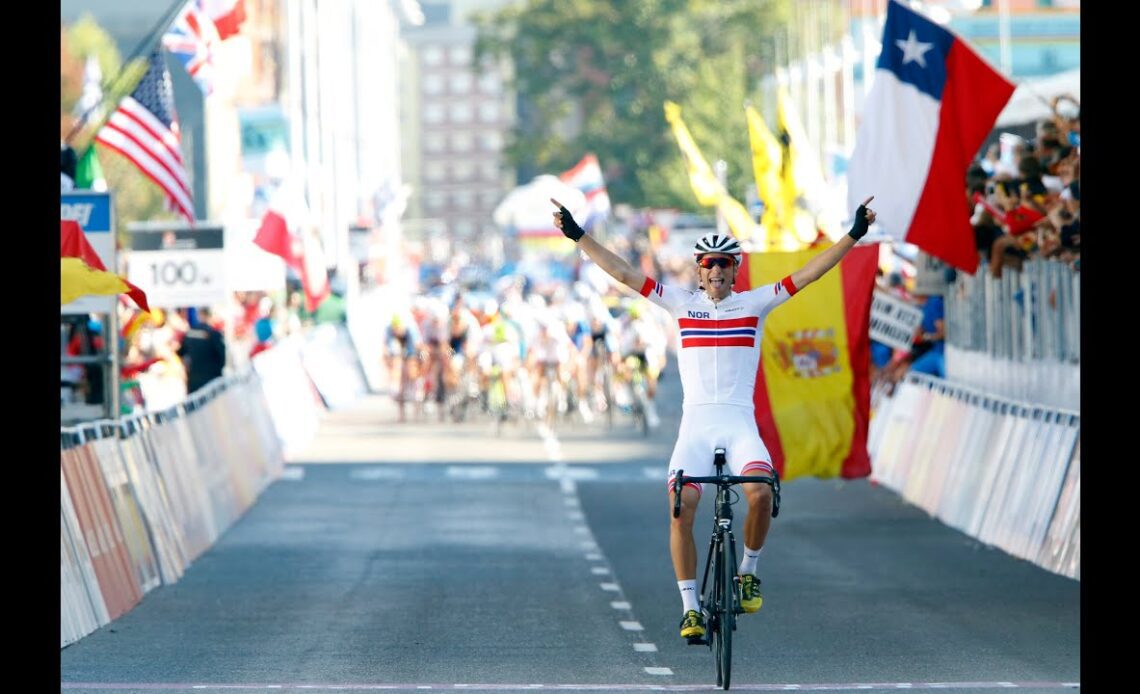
[446,466,500,479]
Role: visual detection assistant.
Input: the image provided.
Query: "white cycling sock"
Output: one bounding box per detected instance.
[678,580,700,613]
[738,546,762,576]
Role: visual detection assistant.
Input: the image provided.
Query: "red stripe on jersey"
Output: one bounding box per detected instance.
[639,277,657,297]
[681,337,755,348]
[781,275,798,296]
[677,316,759,329]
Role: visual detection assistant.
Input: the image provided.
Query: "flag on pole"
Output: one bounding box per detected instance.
[74,146,107,192]
[776,87,832,246]
[847,0,1015,273]
[94,50,195,224]
[737,243,878,481]
[663,101,757,242]
[745,105,801,251]
[199,0,247,40]
[558,154,612,231]
[61,220,150,312]
[162,0,221,95]
[254,183,329,313]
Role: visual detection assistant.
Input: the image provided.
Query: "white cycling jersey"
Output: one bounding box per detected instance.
[638,276,798,408]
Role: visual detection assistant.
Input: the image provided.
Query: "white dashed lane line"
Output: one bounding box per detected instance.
[537,421,666,678]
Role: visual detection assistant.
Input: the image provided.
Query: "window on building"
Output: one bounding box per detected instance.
[479,161,499,180]
[453,161,475,180]
[424,191,445,211]
[478,72,501,94]
[450,73,472,93]
[481,189,502,208]
[422,46,444,66]
[451,131,473,152]
[453,190,474,210]
[423,74,444,95]
[424,133,446,153]
[478,131,502,151]
[449,46,471,65]
[451,103,473,123]
[424,161,446,182]
[479,102,500,123]
[424,104,446,124]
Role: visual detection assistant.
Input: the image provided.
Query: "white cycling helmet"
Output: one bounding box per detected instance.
[693,232,742,263]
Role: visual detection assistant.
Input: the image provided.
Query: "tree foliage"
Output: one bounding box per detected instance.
[473,0,790,210]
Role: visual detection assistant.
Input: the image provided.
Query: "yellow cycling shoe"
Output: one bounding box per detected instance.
[679,609,706,639]
[740,574,763,613]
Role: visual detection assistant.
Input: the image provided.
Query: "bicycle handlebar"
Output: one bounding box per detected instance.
[671,469,780,518]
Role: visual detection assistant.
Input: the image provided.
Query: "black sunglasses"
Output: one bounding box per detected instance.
[697,256,735,269]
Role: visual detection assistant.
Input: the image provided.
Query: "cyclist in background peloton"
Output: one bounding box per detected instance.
[551,195,877,640]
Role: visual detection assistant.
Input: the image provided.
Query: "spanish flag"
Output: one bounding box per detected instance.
[739,242,878,481]
[61,220,150,312]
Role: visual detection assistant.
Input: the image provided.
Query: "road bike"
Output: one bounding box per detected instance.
[671,448,781,690]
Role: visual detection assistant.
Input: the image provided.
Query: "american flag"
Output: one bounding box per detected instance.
[162,1,220,95]
[95,50,194,224]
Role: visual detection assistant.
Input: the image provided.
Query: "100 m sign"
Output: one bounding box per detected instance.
[148,260,206,285]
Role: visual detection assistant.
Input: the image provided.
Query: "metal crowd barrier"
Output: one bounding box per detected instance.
[868,372,1079,580]
[944,259,1080,409]
[60,370,288,648]
[947,258,1080,362]
[60,323,370,649]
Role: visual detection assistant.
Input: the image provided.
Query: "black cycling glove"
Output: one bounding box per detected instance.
[847,204,870,241]
[559,206,585,242]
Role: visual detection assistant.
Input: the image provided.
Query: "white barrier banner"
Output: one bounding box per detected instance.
[870,290,924,352]
[870,374,1079,580]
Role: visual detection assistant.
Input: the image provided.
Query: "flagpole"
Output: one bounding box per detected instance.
[65,0,189,148]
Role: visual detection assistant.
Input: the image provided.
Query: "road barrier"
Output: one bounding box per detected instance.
[868,372,1079,580]
[61,323,371,648]
[61,370,289,648]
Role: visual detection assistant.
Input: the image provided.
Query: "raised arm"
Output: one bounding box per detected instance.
[552,198,647,293]
[789,196,876,291]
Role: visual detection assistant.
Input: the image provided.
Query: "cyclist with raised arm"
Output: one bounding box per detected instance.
[552,195,877,641]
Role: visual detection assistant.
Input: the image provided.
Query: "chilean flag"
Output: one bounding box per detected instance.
[847,0,1015,273]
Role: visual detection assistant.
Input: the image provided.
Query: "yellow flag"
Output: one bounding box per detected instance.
[746,105,803,251]
[663,101,721,206]
[664,101,756,242]
[776,87,830,245]
[61,256,130,305]
[745,105,782,224]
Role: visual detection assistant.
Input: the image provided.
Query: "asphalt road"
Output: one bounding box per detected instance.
[60,364,1080,693]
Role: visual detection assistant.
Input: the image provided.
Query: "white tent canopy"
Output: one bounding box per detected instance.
[994,68,1079,128]
[492,174,587,235]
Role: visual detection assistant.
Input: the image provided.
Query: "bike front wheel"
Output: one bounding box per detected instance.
[717,536,735,689]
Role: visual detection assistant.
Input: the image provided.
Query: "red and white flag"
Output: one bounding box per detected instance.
[199,0,247,40]
[253,186,329,312]
[847,0,1015,272]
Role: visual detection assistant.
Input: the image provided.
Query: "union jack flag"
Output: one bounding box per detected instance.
[95,50,194,224]
[162,1,220,95]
